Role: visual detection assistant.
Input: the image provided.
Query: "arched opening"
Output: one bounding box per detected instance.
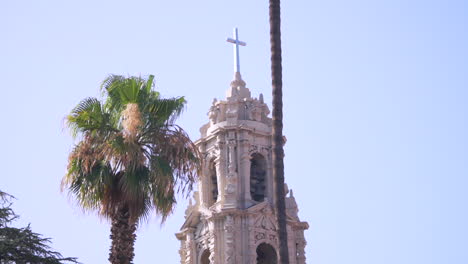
[250,153,267,202]
[256,243,278,264]
[200,249,211,264]
[208,161,218,205]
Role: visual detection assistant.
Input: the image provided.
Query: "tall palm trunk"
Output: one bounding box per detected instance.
[109,205,137,264]
[269,0,289,263]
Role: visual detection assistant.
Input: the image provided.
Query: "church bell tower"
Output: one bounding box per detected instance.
[176,28,308,264]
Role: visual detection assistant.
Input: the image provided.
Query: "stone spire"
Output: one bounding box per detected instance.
[176,29,308,264]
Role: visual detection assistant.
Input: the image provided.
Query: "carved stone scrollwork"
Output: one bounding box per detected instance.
[249,144,258,155]
[227,139,236,175]
[181,240,189,264]
[193,219,216,264]
[249,144,271,158]
[254,232,266,243]
[268,234,278,244]
[184,231,195,264]
[207,220,216,264]
[224,215,235,264]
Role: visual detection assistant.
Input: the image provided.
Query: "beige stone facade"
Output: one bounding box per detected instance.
[176,72,308,264]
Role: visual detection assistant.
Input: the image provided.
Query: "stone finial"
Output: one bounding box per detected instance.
[226,72,251,100]
[231,72,246,88]
[208,103,219,125]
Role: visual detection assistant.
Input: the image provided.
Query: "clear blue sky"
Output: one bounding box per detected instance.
[1,0,467,263]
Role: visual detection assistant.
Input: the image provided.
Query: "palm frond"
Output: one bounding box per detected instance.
[62,155,115,218]
[144,75,155,94]
[66,97,116,138]
[143,125,200,195]
[142,97,186,132]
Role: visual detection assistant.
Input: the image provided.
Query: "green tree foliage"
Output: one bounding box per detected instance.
[62,75,200,264]
[0,191,79,264]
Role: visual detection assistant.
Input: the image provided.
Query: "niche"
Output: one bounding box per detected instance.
[250,153,267,202]
[208,161,218,205]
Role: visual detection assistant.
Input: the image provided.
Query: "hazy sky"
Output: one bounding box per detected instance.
[1,0,467,263]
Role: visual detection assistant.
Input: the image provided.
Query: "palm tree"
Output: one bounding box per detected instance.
[269,0,290,263]
[62,75,200,264]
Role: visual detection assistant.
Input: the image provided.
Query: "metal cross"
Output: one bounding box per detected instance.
[227,28,246,73]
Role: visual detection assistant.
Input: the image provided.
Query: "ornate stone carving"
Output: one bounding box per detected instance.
[268,234,278,244]
[177,66,308,263]
[254,209,277,231]
[183,231,196,264]
[227,139,236,175]
[225,138,238,201]
[254,231,266,243]
[249,144,271,158]
[224,215,236,264]
[249,144,259,155]
[195,219,209,240]
[208,98,220,125]
[225,102,238,122]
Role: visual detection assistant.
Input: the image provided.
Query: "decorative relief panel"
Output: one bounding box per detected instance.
[224,215,236,264]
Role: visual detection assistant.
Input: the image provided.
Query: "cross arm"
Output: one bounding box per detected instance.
[227,38,246,46]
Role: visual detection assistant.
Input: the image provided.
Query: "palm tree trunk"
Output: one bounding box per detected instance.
[109,206,137,264]
[269,0,290,263]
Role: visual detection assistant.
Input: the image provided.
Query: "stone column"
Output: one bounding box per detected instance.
[224,215,236,264]
[185,229,196,264]
[197,144,209,208]
[208,221,216,264]
[178,240,186,264]
[215,135,226,205]
[199,160,210,208]
[239,136,252,207]
[287,225,296,264]
[224,134,238,208]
